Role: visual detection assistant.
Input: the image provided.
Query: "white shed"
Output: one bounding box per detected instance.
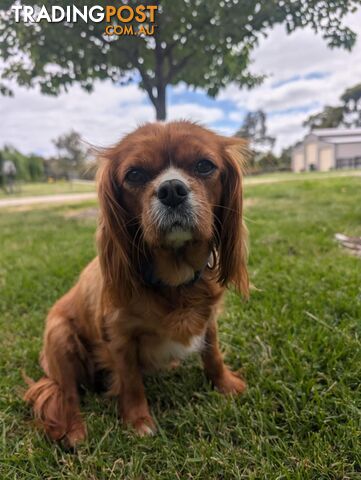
[292,128,361,172]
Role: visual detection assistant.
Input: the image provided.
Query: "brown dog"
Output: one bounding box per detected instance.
[24,121,249,447]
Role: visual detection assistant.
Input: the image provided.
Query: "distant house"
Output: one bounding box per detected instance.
[292,128,361,172]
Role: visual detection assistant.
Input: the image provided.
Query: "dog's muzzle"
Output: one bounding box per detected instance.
[151,179,197,242]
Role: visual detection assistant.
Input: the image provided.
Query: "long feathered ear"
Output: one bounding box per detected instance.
[216,141,249,298]
[96,156,137,307]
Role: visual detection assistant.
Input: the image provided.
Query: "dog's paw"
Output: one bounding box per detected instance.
[214,368,247,395]
[62,421,87,449]
[129,415,157,437]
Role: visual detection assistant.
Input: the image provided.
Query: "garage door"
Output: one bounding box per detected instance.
[319,147,334,171]
[293,152,304,172]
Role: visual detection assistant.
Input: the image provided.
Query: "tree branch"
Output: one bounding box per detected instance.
[166,52,194,84]
[138,64,157,107]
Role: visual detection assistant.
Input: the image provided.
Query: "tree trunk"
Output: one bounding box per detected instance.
[153,32,167,121]
[155,84,167,121]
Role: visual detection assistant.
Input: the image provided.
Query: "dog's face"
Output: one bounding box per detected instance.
[97,122,249,302]
[119,124,225,248]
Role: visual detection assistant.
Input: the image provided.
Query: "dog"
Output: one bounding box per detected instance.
[24,121,249,447]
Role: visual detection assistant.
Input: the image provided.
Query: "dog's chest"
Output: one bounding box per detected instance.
[158,333,205,361]
[138,331,205,371]
[126,285,221,371]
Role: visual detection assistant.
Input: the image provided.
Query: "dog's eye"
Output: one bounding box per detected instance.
[125,168,149,185]
[195,159,216,176]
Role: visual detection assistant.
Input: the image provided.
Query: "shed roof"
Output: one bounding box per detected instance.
[321,135,361,144]
[310,128,361,145]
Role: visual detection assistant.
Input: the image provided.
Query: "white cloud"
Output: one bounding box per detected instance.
[0,79,226,155]
[221,9,361,151]
[168,103,224,123]
[267,110,320,151]
[0,81,154,154]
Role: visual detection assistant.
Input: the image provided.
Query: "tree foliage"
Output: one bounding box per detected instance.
[0,131,95,185]
[0,145,44,184]
[304,82,361,129]
[303,106,345,129]
[236,109,275,151]
[48,130,93,179]
[1,0,360,119]
[235,109,284,173]
[53,130,88,170]
[341,82,361,126]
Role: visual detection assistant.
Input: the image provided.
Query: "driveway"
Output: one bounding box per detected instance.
[0,192,97,209]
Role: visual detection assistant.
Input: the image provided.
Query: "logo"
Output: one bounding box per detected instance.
[12,4,158,37]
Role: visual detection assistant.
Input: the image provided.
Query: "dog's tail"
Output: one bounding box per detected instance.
[23,374,86,445]
[24,375,68,441]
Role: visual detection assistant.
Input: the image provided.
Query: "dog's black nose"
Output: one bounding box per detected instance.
[157,179,189,207]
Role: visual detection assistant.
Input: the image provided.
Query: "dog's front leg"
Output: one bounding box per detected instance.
[117,340,156,436]
[201,319,247,395]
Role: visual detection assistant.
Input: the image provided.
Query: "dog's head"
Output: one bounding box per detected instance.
[97,121,248,304]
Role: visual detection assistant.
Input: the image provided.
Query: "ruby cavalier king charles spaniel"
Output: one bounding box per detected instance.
[24,121,249,447]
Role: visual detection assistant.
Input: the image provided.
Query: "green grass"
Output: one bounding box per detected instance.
[0,177,360,479]
[243,169,361,185]
[0,181,95,198]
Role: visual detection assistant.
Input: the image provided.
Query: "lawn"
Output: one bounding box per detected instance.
[0,176,360,479]
[243,169,361,185]
[0,180,95,198]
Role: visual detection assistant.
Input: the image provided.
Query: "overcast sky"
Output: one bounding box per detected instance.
[1,8,361,156]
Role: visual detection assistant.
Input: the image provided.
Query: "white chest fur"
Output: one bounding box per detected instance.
[161,334,205,361]
[140,332,205,371]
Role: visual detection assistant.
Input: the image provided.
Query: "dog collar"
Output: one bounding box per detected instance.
[140,255,212,289]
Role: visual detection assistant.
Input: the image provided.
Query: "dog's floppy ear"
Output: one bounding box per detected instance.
[96,153,137,306]
[216,139,249,298]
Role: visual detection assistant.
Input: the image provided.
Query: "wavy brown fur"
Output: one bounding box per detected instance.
[24,121,249,446]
